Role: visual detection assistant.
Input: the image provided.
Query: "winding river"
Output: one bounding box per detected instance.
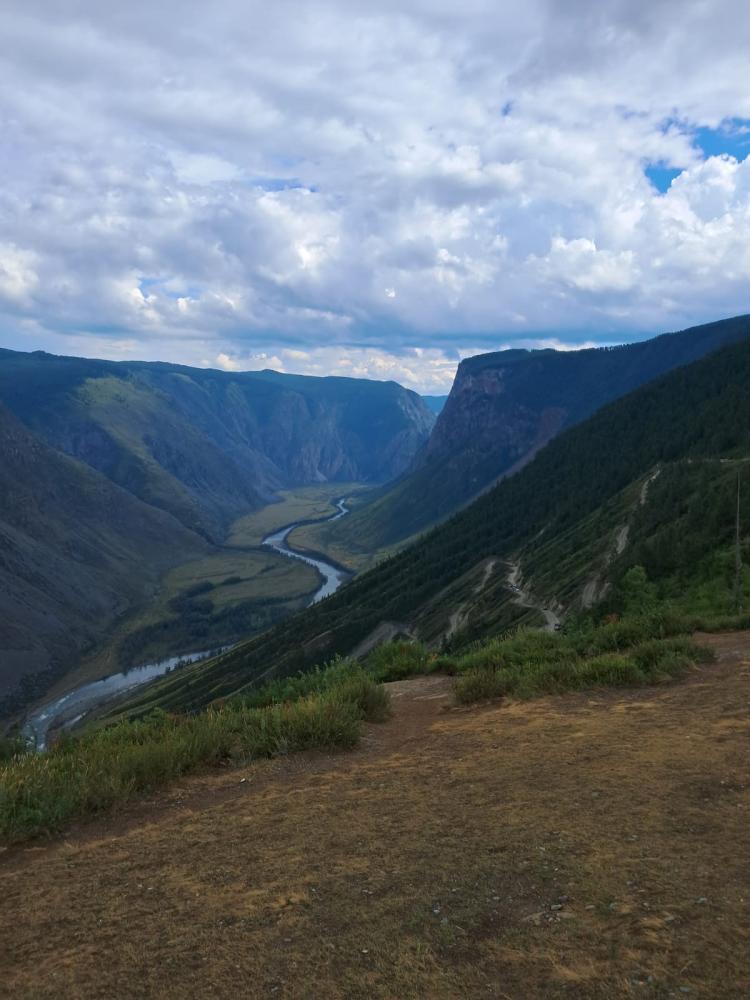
[22,496,352,749]
[262,497,351,603]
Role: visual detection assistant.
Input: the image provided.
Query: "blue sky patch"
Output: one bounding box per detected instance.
[249,177,312,192]
[138,278,201,300]
[693,118,750,160]
[645,164,683,193]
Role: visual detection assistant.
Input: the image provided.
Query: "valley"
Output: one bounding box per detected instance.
[0,347,434,718]
[22,485,366,744]
[101,483,367,677]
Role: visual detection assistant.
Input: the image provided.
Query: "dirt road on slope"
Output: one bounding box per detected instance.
[507,560,561,630]
[3,639,750,999]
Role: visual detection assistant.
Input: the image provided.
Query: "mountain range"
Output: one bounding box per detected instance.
[0,351,434,707]
[118,319,750,715]
[0,350,434,542]
[5,314,750,720]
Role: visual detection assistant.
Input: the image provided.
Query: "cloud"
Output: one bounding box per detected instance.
[0,244,38,304]
[0,1,749,391]
[209,345,463,393]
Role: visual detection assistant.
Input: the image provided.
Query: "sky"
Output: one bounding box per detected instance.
[1,0,750,393]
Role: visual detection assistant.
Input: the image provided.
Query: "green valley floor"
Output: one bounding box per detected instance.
[2,632,750,998]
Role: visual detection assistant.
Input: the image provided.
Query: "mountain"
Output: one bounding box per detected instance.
[120,332,750,715]
[0,349,434,712]
[327,314,750,556]
[421,395,448,415]
[0,403,208,706]
[0,350,435,542]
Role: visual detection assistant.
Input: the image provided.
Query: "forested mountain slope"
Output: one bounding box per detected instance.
[121,334,750,714]
[0,404,207,704]
[328,314,750,556]
[0,350,434,541]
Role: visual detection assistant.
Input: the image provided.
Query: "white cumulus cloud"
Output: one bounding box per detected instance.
[0,0,749,390]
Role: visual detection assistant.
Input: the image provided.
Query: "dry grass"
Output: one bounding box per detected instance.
[2,636,750,998]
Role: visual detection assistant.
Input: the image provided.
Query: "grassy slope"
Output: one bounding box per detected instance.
[0,616,713,840]
[0,664,390,843]
[3,634,750,998]
[0,404,208,707]
[116,335,750,714]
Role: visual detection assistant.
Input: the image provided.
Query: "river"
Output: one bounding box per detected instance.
[262,497,351,602]
[22,496,352,749]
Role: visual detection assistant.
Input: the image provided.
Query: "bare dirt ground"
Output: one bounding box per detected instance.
[2,637,750,999]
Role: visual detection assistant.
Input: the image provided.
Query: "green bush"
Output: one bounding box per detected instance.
[450,622,713,705]
[575,653,644,688]
[364,641,432,681]
[455,669,513,704]
[0,733,27,764]
[237,656,362,708]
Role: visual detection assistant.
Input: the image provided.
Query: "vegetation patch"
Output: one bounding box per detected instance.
[0,667,389,844]
[364,640,434,681]
[338,615,713,706]
[452,627,712,705]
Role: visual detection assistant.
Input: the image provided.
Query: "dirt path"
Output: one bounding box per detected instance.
[3,642,750,999]
[446,558,497,641]
[506,559,561,630]
[581,467,662,610]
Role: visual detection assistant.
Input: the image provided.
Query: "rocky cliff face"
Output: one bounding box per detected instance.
[422,361,568,495]
[421,311,750,499]
[330,313,750,551]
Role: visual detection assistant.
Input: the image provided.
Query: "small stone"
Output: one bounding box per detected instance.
[361,949,369,955]
[239,778,247,784]
[550,904,563,911]
[585,904,595,910]
[695,896,708,904]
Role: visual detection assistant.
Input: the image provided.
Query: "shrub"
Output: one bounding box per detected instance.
[0,733,27,764]
[365,641,431,681]
[450,620,713,705]
[575,653,644,688]
[454,669,513,705]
